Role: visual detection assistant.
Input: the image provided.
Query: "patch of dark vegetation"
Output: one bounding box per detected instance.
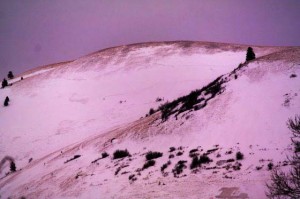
[206,148,219,154]
[266,115,300,198]
[225,150,232,155]
[115,167,121,175]
[190,156,200,170]
[148,108,155,116]
[161,161,171,172]
[199,154,212,164]
[190,154,212,169]
[290,74,297,78]
[156,97,163,102]
[143,160,155,170]
[189,149,198,154]
[169,147,176,152]
[145,151,163,160]
[256,166,263,170]
[64,155,81,164]
[246,47,256,62]
[288,115,300,152]
[172,160,187,177]
[236,152,244,160]
[1,79,8,88]
[91,152,110,164]
[157,75,225,121]
[176,151,183,156]
[268,162,274,170]
[169,154,175,159]
[10,161,16,172]
[189,151,199,158]
[227,159,235,163]
[102,152,109,158]
[115,165,129,175]
[113,149,130,159]
[129,174,137,182]
[232,162,242,170]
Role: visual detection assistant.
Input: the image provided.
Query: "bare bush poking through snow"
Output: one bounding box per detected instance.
[190,156,200,169]
[199,154,211,164]
[172,160,187,177]
[148,108,155,116]
[128,174,137,182]
[236,151,244,160]
[102,152,109,158]
[161,161,171,172]
[64,155,81,164]
[143,160,155,170]
[145,151,163,160]
[266,116,300,199]
[113,149,130,159]
[169,147,176,152]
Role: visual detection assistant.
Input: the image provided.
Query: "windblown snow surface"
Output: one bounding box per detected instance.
[0,41,299,198]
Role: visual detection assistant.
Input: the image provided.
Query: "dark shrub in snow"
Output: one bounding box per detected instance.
[236,151,244,160]
[10,161,16,172]
[161,161,171,172]
[146,151,163,160]
[268,162,274,170]
[190,156,199,169]
[148,108,155,115]
[169,147,176,152]
[172,160,187,176]
[102,152,109,158]
[199,154,211,164]
[113,149,130,159]
[143,160,155,170]
[169,154,175,159]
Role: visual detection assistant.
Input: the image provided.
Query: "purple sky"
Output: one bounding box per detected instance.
[1,0,300,76]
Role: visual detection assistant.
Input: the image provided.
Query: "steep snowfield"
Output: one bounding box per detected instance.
[0,41,299,198]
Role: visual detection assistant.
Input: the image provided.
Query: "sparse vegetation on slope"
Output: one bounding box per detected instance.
[267,116,300,199]
[64,155,81,164]
[145,151,163,160]
[143,160,155,170]
[113,149,130,159]
[172,160,187,177]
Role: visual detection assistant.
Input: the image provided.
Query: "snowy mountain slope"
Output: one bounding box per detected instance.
[0,41,299,198]
[0,41,274,161]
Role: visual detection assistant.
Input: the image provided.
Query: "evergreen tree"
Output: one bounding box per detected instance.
[10,161,16,172]
[4,96,9,106]
[2,79,8,88]
[246,47,256,61]
[7,71,14,79]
